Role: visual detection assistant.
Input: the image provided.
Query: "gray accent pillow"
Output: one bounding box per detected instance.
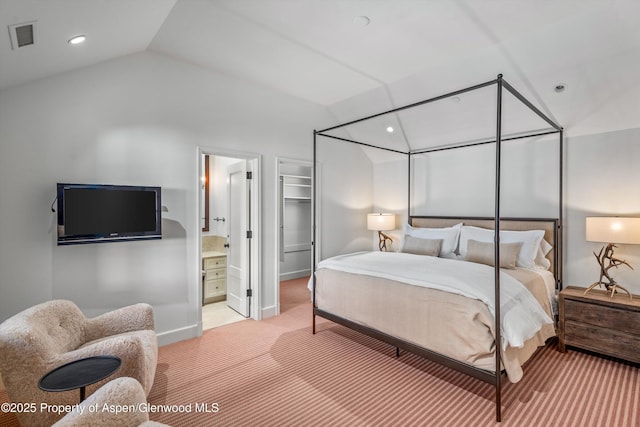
[465,239,522,269]
[401,235,443,257]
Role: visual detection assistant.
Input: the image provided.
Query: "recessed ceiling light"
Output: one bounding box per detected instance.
[353,16,370,26]
[386,126,394,133]
[68,35,86,45]
[554,83,567,93]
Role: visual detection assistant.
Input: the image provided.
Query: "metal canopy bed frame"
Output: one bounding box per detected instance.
[311,75,563,422]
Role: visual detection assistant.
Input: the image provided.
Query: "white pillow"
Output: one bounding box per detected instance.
[534,238,553,270]
[403,222,462,257]
[459,225,545,269]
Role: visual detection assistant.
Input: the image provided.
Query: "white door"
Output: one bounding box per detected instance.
[226,161,251,317]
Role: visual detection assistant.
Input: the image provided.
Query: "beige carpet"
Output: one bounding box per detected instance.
[1,278,639,426]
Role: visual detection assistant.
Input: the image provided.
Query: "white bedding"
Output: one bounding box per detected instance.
[311,251,553,350]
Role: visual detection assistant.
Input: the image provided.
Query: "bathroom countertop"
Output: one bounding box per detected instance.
[202,251,226,259]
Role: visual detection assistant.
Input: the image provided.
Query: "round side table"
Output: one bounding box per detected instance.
[38,355,122,402]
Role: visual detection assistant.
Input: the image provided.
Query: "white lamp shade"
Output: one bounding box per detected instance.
[586,217,640,245]
[367,213,395,231]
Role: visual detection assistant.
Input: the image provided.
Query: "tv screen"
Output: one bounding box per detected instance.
[57,183,162,245]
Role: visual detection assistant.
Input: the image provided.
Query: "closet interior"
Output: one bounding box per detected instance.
[279,162,312,282]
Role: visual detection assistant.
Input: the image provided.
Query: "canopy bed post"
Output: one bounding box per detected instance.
[407,152,411,220]
[312,129,317,335]
[558,129,564,291]
[494,74,504,422]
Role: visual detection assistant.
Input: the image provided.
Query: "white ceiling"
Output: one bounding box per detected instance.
[2,0,640,145]
[0,0,176,90]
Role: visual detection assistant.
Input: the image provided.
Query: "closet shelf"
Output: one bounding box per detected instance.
[285,196,311,200]
[282,173,312,200]
[285,183,311,188]
[281,174,311,180]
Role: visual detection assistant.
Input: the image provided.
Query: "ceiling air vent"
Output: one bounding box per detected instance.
[8,21,37,50]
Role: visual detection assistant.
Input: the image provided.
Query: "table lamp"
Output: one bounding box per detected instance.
[584,216,640,299]
[368,213,395,251]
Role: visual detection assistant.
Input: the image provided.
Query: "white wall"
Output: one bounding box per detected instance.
[316,137,374,258]
[372,151,408,252]
[372,135,560,250]
[409,136,560,218]
[564,128,640,294]
[0,51,335,344]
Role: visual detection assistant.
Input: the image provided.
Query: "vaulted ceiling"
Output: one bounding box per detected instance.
[2,0,640,146]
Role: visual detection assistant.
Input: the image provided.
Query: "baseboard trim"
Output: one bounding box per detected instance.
[280,270,311,281]
[157,324,200,347]
[262,305,277,319]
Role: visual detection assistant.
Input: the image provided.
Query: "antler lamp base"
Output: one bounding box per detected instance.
[583,243,633,300]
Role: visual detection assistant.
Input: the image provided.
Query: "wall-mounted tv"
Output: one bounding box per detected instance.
[57,183,162,245]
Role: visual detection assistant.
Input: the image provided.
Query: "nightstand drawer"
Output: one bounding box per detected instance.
[559,286,640,364]
[565,299,640,335]
[565,320,640,363]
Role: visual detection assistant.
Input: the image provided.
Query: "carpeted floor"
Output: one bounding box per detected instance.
[146,277,639,426]
[2,277,639,426]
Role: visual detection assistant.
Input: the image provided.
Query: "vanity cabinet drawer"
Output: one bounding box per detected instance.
[204,257,226,269]
[206,268,226,280]
[202,255,227,303]
[205,278,226,298]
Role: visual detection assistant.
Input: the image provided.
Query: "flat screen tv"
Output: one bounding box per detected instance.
[57,183,162,245]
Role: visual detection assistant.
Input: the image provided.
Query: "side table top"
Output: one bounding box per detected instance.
[38,355,121,393]
[561,286,640,309]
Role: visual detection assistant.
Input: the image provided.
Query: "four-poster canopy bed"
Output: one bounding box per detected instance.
[310,75,563,422]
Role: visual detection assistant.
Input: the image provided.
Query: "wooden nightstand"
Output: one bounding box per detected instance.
[559,286,640,363]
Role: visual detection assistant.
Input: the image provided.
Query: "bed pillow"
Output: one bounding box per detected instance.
[465,239,522,269]
[501,229,545,269]
[403,222,462,257]
[459,226,545,269]
[401,235,442,257]
[534,238,553,270]
[458,226,493,258]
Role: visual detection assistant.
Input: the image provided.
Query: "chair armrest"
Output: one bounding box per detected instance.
[51,334,146,367]
[85,303,154,341]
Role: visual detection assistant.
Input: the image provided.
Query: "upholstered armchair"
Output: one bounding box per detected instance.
[53,377,168,427]
[0,300,158,426]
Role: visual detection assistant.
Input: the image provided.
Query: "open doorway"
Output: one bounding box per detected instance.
[276,158,313,315]
[199,150,261,331]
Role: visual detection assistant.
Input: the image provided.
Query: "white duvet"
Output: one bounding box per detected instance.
[312,251,553,350]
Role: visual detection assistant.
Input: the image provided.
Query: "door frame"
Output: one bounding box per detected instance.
[197,146,262,334]
[274,157,313,315]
